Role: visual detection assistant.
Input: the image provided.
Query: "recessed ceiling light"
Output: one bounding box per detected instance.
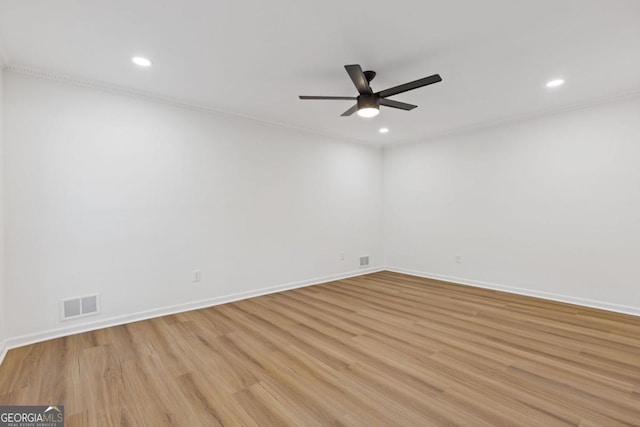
[546,79,564,88]
[379,127,389,134]
[132,56,152,67]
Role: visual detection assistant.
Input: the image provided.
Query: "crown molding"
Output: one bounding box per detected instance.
[4,63,377,148]
[6,63,639,148]
[392,87,640,147]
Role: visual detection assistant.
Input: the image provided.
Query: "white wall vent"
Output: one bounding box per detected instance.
[359,255,370,268]
[60,294,101,321]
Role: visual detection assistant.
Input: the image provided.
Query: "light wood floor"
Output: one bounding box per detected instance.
[1,271,640,426]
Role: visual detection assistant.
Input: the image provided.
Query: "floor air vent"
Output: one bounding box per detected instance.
[60,294,100,321]
[359,255,370,268]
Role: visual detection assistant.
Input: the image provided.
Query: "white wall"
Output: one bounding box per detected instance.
[3,72,383,342]
[3,69,639,357]
[384,97,640,315]
[0,65,5,356]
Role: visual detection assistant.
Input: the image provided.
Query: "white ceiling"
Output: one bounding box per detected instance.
[1,0,639,145]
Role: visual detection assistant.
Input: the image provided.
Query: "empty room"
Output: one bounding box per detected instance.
[0,0,639,426]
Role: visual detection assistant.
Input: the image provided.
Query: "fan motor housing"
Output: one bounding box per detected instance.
[357,94,380,110]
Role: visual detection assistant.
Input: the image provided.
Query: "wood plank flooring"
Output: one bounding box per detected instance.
[1,271,640,426]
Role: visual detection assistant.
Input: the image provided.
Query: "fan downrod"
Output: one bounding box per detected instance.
[363,70,376,83]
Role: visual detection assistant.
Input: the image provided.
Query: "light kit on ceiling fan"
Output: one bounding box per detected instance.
[356,95,380,118]
[299,64,442,118]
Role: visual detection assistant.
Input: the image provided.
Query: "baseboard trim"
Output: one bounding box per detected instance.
[0,340,7,367]
[5,265,635,366]
[385,266,640,317]
[0,267,383,364]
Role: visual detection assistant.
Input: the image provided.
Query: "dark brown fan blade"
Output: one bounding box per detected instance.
[299,96,357,100]
[380,98,417,111]
[345,64,373,95]
[340,104,358,116]
[377,74,442,99]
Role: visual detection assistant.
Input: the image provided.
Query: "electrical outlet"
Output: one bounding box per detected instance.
[340,252,345,261]
[455,255,463,264]
[193,269,201,282]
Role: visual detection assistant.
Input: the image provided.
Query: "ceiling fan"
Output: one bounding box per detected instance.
[299,64,442,118]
